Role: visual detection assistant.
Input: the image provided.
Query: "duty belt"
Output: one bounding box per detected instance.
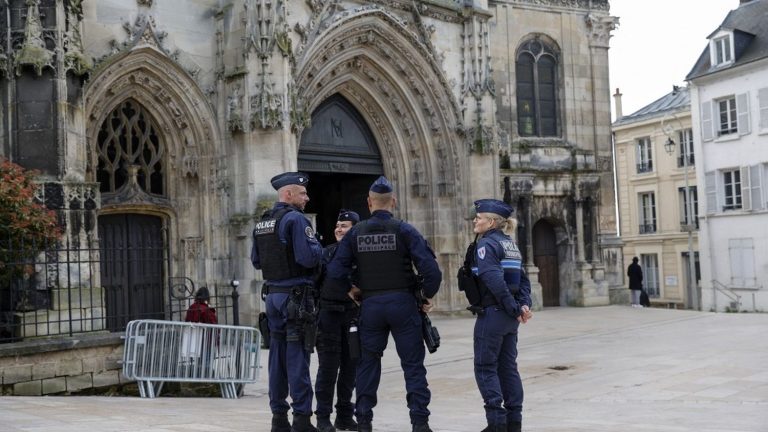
[361,287,412,300]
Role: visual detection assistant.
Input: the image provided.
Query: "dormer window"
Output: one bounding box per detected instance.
[711,33,733,66]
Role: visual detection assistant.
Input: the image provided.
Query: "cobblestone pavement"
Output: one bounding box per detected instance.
[1,306,767,431]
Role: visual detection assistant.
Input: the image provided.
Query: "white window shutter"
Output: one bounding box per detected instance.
[705,171,718,214]
[729,239,743,286]
[741,166,751,210]
[737,92,750,135]
[750,164,763,210]
[759,88,768,131]
[701,101,713,141]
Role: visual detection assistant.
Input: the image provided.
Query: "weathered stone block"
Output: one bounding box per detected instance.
[42,377,67,394]
[2,365,33,384]
[82,356,105,373]
[32,362,57,380]
[14,380,42,396]
[93,371,120,388]
[66,373,92,392]
[57,359,83,376]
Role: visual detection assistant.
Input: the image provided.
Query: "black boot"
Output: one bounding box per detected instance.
[334,415,358,431]
[481,425,506,432]
[357,423,372,432]
[412,423,432,432]
[291,414,319,432]
[507,421,522,432]
[317,416,336,432]
[272,413,291,432]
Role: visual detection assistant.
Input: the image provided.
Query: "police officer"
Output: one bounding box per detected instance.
[470,199,533,432]
[315,209,361,432]
[326,176,442,432]
[252,172,323,432]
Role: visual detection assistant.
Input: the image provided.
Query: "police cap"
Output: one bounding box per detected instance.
[337,209,360,224]
[474,199,514,219]
[270,171,310,190]
[369,176,393,194]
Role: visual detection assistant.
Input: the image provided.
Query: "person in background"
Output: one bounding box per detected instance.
[627,257,644,308]
[185,286,218,324]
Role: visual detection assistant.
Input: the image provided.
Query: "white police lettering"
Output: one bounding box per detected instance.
[357,234,397,252]
[477,246,486,260]
[253,219,277,235]
[500,240,522,260]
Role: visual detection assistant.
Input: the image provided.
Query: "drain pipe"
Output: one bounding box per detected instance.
[4,0,12,161]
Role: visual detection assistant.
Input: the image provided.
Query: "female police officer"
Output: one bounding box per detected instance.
[470,199,533,432]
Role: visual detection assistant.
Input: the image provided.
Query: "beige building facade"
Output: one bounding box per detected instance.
[613,87,700,308]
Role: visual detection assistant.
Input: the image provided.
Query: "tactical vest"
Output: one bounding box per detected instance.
[353,218,416,297]
[253,207,314,281]
[319,243,352,303]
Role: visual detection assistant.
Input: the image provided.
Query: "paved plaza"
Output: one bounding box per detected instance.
[1,305,767,431]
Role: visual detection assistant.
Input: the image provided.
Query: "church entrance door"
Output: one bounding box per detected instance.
[533,219,560,307]
[299,94,383,244]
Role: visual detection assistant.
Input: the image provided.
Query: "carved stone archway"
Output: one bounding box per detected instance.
[84,45,224,283]
[295,8,465,255]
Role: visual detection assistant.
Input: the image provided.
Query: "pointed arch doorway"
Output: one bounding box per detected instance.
[533,219,561,307]
[300,94,383,244]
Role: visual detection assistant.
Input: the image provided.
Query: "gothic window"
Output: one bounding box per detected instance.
[516,38,559,137]
[96,100,165,196]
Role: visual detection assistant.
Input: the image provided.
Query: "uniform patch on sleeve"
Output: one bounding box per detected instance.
[305,226,316,239]
[477,246,486,260]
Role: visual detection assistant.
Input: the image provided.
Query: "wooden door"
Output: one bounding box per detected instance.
[533,220,560,307]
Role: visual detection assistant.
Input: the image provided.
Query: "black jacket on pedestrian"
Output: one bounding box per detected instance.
[627,262,643,291]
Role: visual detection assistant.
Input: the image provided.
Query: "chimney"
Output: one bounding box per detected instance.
[613,88,623,119]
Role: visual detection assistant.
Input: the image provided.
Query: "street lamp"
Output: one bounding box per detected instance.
[662,126,698,310]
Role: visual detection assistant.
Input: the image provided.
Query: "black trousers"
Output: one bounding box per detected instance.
[314,304,358,418]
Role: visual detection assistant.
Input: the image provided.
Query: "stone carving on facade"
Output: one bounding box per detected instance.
[14,0,54,76]
[63,0,92,76]
[245,0,291,59]
[108,71,189,130]
[182,146,200,178]
[210,157,230,197]
[508,0,608,10]
[294,0,344,61]
[102,165,171,208]
[250,73,284,130]
[289,83,311,135]
[183,237,203,259]
[137,0,153,7]
[0,42,8,77]
[585,13,618,48]
[227,85,245,133]
[96,15,169,67]
[465,125,496,155]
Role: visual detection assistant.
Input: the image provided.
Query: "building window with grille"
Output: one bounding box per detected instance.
[717,97,738,136]
[638,192,656,234]
[516,38,559,137]
[723,169,742,211]
[678,128,694,167]
[641,254,660,297]
[636,137,653,174]
[96,100,166,197]
[678,186,699,230]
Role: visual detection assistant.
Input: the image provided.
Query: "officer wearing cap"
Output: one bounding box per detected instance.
[252,171,323,432]
[326,176,442,432]
[314,209,360,432]
[469,199,532,432]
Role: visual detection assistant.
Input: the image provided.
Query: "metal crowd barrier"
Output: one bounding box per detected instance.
[122,319,261,398]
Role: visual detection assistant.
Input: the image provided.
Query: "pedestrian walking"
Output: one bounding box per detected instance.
[627,257,643,308]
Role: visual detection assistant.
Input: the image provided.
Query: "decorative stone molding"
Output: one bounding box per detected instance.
[0,43,7,77]
[107,71,189,130]
[229,214,253,239]
[250,73,284,130]
[294,0,344,60]
[289,83,310,135]
[63,0,92,76]
[210,157,230,197]
[465,125,497,155]
[245,0,291,59]
[585,13,618,48]
[96,15,169,68]
[14,0,54,76]
[182,237,203,259]
[506,0,609,11]
[227,85,245,133]
[182,146,200,178]
[137,0,153,6]
[101,165,171,208]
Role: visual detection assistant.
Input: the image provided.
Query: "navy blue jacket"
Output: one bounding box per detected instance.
[474,229,532,317]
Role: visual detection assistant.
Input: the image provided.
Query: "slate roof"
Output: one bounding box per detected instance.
[613,86,690,127]
[686,0,768,80]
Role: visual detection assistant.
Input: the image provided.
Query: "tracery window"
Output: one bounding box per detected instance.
[516,37,559,137]
[96,100,165,196]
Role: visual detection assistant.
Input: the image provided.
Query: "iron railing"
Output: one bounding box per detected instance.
[1,230,238,344]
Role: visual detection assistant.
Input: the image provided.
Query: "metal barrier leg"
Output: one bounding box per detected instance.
[137,381,147,398]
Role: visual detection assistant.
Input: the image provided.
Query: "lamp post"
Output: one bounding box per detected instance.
[664,135,699,310]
